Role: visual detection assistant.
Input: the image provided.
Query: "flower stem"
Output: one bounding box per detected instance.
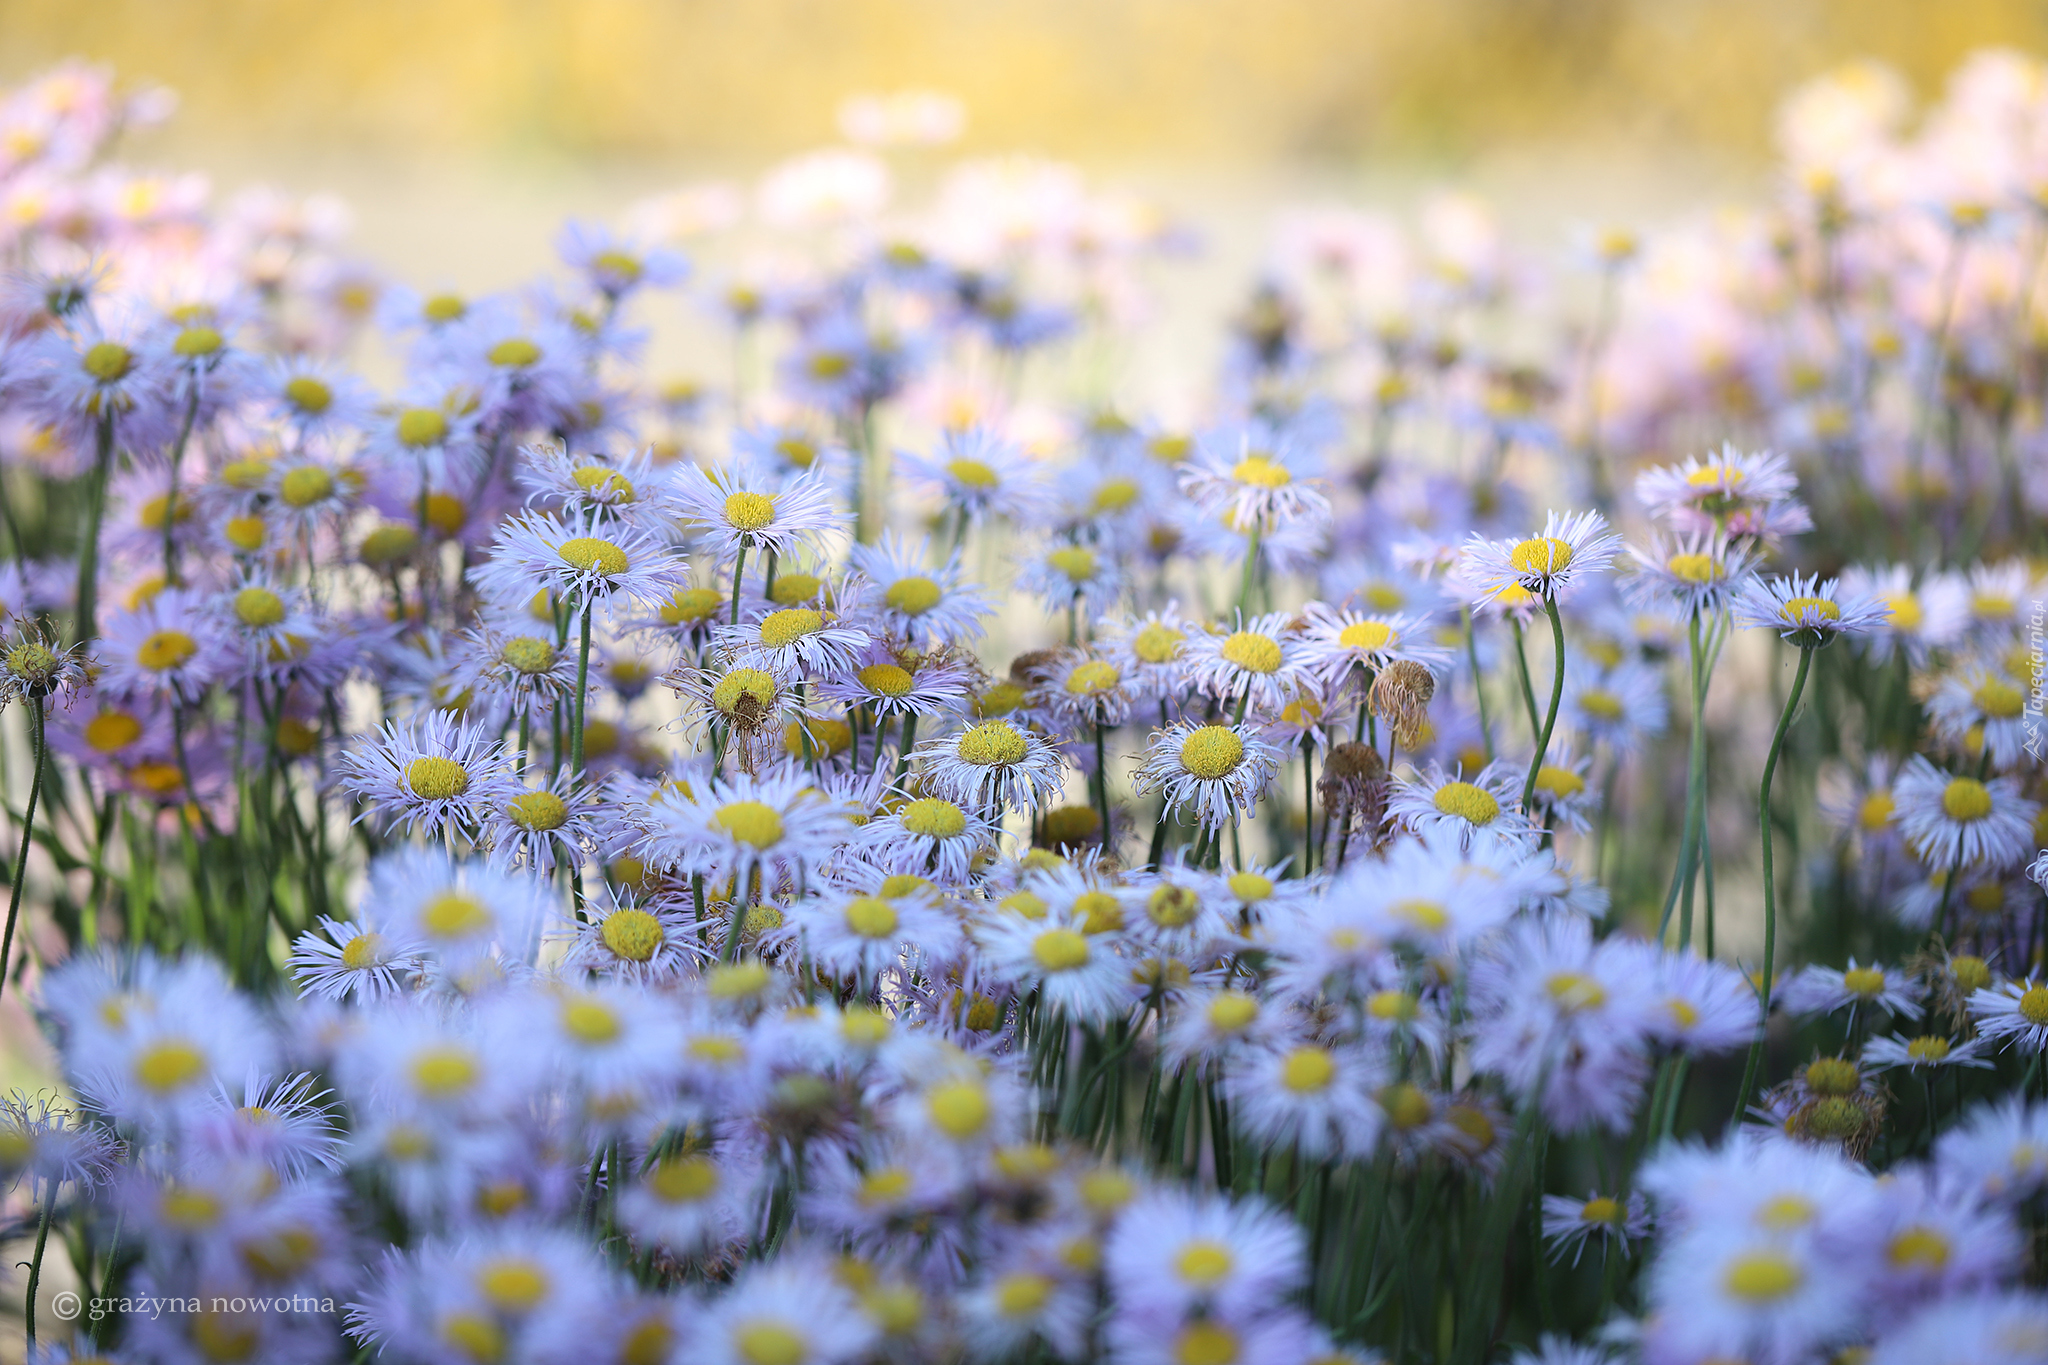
[0,695,45,1008]
[1462,607,1493,763]
[729,542,749,627]
[162,387,200,586]
[1659,612,1709,945]
[569,606,593,780]
[1237,521,1263,619]
[74,413,115,646]
[1520,595,1567,815]
[23,1175,50,1347]
[1733,643,1814,1125]
[1093,722,1113,859]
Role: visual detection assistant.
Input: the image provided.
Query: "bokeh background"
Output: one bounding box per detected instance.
[4,0,2046,302]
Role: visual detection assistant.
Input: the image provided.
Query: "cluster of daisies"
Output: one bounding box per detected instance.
[2,51,2048,1365]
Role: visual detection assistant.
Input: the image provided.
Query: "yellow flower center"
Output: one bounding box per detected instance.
[2020,986,2048,1026]
[715,800,784,849]
[994,1272,1052,1318]
[901,798,968,839]
[946,457,1000,489]
[407,757,471,800]
[1432,781,1500,825]
[1778,596,1841,624]
[647,1155,718,1203]
[1065,660,1121,695]
[1546,972,1608,1012]
[1074,890,1123,933]
[1942,777,1993,822]
[233,587,285,628]
[1148,884,1199,927]
[1175,1322,1241,1365]
[1534,765,1585,799]
[421,892,490,938]
[82,341,134,381]
[411,1046,479,1097]
[225,515,266,551]
[341,931,386,970]
[1905,1035,1951,1062]
[1220,630,1282,674]
[440,1313,503,1362]
[1581,1196,1623,1225]
[1338,620,1396,651]
[507,790,568,832]
[1667,552,1722,583]
[926,1082,991,1138]
[844,896,899,939]
[1092,478,1140,512]
[1951,955,1991,992]
[1974,593,2016,620]
[571,466,634,500]
[1134,623,1185,663]
[1887,1226,1950,1272]
[1227,871,1273,902]
[1509,536,1573,577]
[1232,453,1292,488]
[959,720,1028,766]
[1281,1046,1336,1093]
[137,629,198,671]
[1368,989,1419,1021]
[1974,678,2025,720]
[858,663,915,696]
[1002,889,1048,919]
[661,586,723,625]
[557,537,628,576]
[600,908,663,962]
[133,1040,206,1092]
[711,666,778,717]
[487,338,542,368]
[1685,464,1741,487]
[397,408,448,447]
[284,375,332,414]
[1391,898,1449,933]
[1176,1240,1234,1284]
[884,576,942,615]
[758,607,823,648]
[1032,928,1091,971]
[1883,594,1924,631]
[723,490,777,532]
[1179,725,1245,780]
[1047,546,1098,583]
[1207,992,1259,1031]
[1859,790,1894,831]
[1722,1251,1802,1302]
[85,710,143,751]
[278,465,334,507]
[735,1323,804,1365]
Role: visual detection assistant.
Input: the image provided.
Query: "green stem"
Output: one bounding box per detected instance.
[893,715,918,786]
[1463,606,1493,763]
[1510,617,1540,740]
[0,695,45,1008]
[1733,644,1814,1124]
[162,386,201,585]
[23,1176,49,1347]
[1093,722,1113,859]
[75,414,115,646]
[569,606,593,792]
[1237,521,1263,619]
[729,542,749,627]
[1659,612,1709,945]
[1520,595,1566,815]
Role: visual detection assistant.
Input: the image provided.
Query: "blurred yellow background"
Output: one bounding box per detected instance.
[4,0,2044,168]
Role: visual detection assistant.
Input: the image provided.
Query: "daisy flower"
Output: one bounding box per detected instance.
[1460,509,1621,603]
[482,770,602,878]
[1641,1226,1860,1365]
[1131,721,1280,832]
[1642,950,1757,1055]
[560,886,705,983]
[1862,1032,1992,1073]
[1840,563,1968,664]
[1927,664,2032,767]
[1101,603,1196,703]
[1386,760,1539,849]
[1526,748,1598,834]
[779,882,962,982]
[914,718,1066,813]
[815,639,972,722]
[207,570,319,680]
[1867,1292,2048,1365]
[1103,1187,1307,1321]
[1296,604,1450,694]
[1225,1036,1385,1161]
[1158,986,1283,1070]
[957,1265,1093,1362]
[470,509,688,616]
[1934,1097,2048,1205]
[637,764,852,894]
[1540,1191,1650,1265]
[288,915,414,1001]
[1623,530,1757,617]
[1778,959,1924,1022]
[1560,661,1668,755]
[1733,572,1888,649]
[452,619,582,718]
[854,794,997,885]
[97,587,228,702]
[1961,559,2039,643]
[374,847,554,977]
[1183,612,1314,715]
[518,441,680,531]
[673,456,848,561]
[1968,978,2048,1054]
[973,906,1136,1024]
[1015,539,1124,617]
[842,532,992,646]
[1176,426,1330,529]
[619,1143,759,1257]
[1038,647,1136,730]
[898,426,1052,528]
[60,955,276,1127]
[1635,444,1803,528]
[336,710,522,844]
[1893,754,2040,872]
[716,605,869,681]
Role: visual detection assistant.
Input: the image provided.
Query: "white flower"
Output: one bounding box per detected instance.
[470,508,690,616]
[1460,508,1621,602]
[673,456,848,561]
[1103,1187,1307,1321]
[1893,754,2039,872]
[1131,721,1280,832]
[1733,571,1889,648]
[974,906,1136,1024]
[336,712,523,844]
[1224,1035,1385,1161]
